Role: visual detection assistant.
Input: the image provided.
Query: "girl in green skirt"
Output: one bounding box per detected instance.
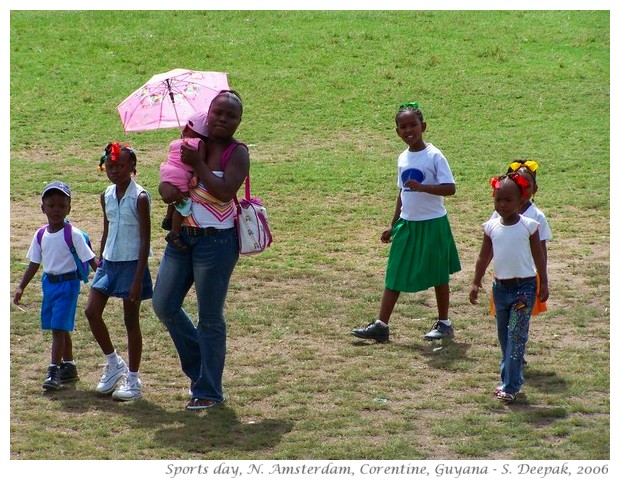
[352,102,461,343]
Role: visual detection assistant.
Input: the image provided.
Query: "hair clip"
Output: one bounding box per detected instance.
[399,101,419,110]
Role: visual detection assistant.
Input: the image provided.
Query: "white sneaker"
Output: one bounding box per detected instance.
[96,359,127,394]
[112,376,142,401]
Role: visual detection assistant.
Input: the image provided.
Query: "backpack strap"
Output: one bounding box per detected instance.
[64,222,89,283]
[37,222,89,283]
[36,225,47,245]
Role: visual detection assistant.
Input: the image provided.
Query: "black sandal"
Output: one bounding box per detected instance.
[165,231,188,251]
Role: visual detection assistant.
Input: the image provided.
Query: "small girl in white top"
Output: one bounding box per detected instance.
[470,173,549,403]
[85,143,152,401]
[489,160,551,317]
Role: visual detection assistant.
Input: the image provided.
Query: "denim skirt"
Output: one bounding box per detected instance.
[91,259,153,300]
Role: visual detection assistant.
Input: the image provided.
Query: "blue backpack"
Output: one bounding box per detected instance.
[36,222,93,283]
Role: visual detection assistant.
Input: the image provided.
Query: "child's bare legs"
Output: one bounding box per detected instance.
[62,331,74,362]
[50,329,66,365]
[84,288,114,355]
[378,288,400,324]
[122,299,142,373]
[424,283,454,340]
[171,210,184,236]
[352,287,399,342]
[85,288,127,393]
[165,198,190,251]
[109,299,144,400]
[162,203,175,230]
[435,283,450,320]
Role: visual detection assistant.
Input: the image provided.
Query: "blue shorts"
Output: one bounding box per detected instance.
[91,259,153,300]
[41,274,81,331]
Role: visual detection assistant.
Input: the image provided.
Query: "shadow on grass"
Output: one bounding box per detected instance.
[350,337,472,370]
[53,390,294,454]
[492,396,571,423]
[524,367,568,393]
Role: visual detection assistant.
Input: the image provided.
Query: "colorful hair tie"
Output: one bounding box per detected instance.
[399,101,419,110]
[508,160,539,173]
[490,173,530,199]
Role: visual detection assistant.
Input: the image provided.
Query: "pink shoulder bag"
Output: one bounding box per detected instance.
[221,142,273,254]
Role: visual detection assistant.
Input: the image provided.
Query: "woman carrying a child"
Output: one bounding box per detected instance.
[152,91,249,410]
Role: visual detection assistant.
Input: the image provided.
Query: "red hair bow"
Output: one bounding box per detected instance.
[490,173,530,199]
[109,142,121,161]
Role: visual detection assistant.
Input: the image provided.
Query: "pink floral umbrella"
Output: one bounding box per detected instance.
[117,68,229,134]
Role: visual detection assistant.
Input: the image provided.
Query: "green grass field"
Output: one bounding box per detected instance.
[9,10,610,463]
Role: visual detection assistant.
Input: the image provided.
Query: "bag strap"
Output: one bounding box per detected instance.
[36,225,47,245]
[220,141,250,202]
[37,222,88,282]
[64,222,89,282]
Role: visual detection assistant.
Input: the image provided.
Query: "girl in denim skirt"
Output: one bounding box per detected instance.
[352,102,461,343]
[469,173,549,403]
[85,143,152,401]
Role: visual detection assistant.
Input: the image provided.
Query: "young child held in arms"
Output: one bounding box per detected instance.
[85,143,152,401]
[160,111,209,251]
[470,173,549,403]
[352,101,461,343]
[13,181,98,391]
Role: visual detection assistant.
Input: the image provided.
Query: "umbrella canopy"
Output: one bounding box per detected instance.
[117,68,229,133]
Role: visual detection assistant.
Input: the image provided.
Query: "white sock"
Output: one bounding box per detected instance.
[127,371,139,381]
[438,319,451,326]
[63,359,76,365]
[105,351,121,365]
[376,320,388,327]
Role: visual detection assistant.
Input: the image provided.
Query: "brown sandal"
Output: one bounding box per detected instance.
[165,231,188,251]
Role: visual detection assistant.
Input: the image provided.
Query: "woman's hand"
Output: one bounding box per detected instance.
[180,139,206,168]
[158,181,185,204]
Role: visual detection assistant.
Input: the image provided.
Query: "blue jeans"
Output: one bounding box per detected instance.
[152,228,238,402]
[492,277,536,394]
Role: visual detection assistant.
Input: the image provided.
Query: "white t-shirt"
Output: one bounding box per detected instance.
[27,226,95,275]
[397,143,455,221]
[483,215,540,280]
[490,201,551,241]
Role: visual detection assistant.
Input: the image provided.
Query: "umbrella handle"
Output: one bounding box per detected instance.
[164,79,184,137]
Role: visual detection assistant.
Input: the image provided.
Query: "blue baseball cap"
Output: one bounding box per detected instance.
[41,181,71,199]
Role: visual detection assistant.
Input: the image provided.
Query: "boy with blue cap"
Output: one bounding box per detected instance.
[13,181,98,390]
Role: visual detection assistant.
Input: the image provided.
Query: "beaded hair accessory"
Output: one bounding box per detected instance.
[490,172,530,199]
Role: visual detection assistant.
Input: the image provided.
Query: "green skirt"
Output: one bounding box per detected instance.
[385,215,461,293]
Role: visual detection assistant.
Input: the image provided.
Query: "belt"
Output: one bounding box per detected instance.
[181,226,234,237]
[494,276,536,289]
[46,271,79,283]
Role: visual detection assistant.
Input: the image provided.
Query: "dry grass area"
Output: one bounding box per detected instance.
[9,176,610,460]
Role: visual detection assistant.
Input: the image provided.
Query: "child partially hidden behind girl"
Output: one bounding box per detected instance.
[470,173,549,403]
[160,111,209,251]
